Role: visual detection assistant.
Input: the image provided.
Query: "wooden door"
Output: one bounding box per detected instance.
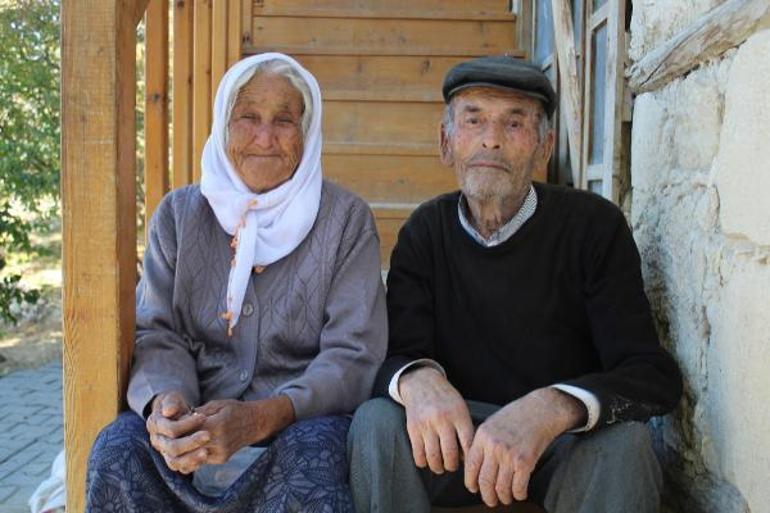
[244,0,525,265]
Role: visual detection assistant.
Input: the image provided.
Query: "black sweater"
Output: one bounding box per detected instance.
[375,183,682,428]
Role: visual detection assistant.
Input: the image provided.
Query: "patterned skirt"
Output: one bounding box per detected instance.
[86,411,354,512]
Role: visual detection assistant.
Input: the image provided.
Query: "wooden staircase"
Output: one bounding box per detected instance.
[244,0,524,267]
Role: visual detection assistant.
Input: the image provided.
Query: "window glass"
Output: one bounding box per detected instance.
[589,23,607,165]
[534,0,554,66]
[572,0,583,46]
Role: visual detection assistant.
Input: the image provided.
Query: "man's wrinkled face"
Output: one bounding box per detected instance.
[441,87,553,203]
[227,72,304,193]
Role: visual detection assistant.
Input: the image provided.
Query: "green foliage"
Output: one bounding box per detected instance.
[0,265,40,324]
[0,0,60,322]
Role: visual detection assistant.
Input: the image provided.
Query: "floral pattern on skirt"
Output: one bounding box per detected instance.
[86,411,354,513]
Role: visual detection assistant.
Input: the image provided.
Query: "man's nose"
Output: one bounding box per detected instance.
[481,122,503,149]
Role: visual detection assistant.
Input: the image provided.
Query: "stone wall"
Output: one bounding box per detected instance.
[629,3,770,512]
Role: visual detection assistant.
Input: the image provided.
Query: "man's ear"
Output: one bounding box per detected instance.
[538,128,555,167]
[439,124,453,167]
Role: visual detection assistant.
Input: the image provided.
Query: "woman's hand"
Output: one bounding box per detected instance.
[195,395,296,465]
[146,391,209,474]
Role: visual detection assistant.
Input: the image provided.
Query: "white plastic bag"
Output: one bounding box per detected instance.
[28,449,66,513]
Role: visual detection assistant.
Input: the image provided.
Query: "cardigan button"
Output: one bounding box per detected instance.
[239,369,249,382]
[242,302,254,317]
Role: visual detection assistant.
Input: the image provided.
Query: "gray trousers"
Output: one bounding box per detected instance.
[348,398,662,513]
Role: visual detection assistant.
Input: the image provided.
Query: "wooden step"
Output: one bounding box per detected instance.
[253,0,516,21]
[296,55,471,103]
[324,152,546,205]
[373,205,415,267]
[323,100,445,152]
[433,505,545,513]
[368,164,547,265]
[246,17,520,56]
[326,152,548,201]
[240,0,525,271]
[325,141,436,157]
[323,154,456,204]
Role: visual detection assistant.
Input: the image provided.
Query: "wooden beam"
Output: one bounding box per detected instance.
[145,0,170,226]
[601,0,627,203]
[244,17,519,57]
[134,0,152,26]
[248,0,518,20]
[580,15,600,190]
[211,0,228,101]
[172,0,194,188]
[242,0,254,49]
[193,0,212,182]
[227,0,243,67]
[589,3,610,31]
[551,0,583,187]
[627,0,770,93]
[61,0,138,510]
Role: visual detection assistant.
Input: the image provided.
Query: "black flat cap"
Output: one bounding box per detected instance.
[442,55,557,117]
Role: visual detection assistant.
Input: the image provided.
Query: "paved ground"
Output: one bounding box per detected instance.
[0,363,63,513]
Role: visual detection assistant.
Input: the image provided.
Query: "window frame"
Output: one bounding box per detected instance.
[529,0,630,204]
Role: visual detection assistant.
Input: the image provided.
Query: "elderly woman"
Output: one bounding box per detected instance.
[85,53,386,512]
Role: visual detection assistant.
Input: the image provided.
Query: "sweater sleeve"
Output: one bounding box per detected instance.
[561,206,682,427]
[275,201,388,419]
[127,191,200,416]
[373,211,437,397]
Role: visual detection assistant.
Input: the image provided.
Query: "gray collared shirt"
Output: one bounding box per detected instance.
[457,185,538,246]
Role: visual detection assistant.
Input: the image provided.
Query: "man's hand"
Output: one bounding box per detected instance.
[399,367,475,474]
[464,388,586,507]
[146,391,209,474]
[194,395,295,465]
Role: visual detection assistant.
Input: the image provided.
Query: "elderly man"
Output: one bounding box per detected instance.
[348,56,682,513]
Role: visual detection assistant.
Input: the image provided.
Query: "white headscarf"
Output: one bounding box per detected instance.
[200,53,323,335]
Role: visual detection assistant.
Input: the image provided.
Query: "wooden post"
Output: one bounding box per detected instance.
[173,0,194,188]
[145,0,170,225]
[227,0,243,67]
[193,0,212,182]
[601,0,627,203]
[242,0,253,49]
[61,0,140,511]
[133,0,153,26]
[211,0,228,100]
[551,0,583,187]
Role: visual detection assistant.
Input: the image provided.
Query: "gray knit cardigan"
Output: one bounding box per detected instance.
[127,181,387,419]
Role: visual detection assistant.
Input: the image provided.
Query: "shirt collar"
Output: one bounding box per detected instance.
[457,185,538,247]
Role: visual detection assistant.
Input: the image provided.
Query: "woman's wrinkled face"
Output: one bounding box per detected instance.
[226,72,305,193]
